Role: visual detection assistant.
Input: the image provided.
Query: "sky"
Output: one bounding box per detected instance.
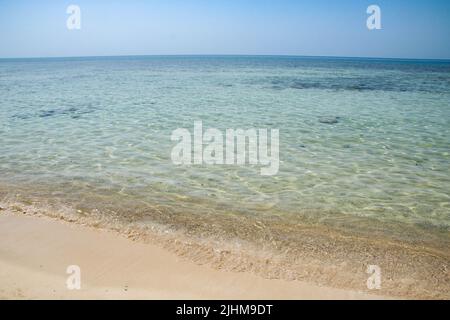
[0,0,449,59]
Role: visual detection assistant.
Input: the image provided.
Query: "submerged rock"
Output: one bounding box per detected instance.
[12,114,31,120]
[318,116,339,124]
[39,110,56,118]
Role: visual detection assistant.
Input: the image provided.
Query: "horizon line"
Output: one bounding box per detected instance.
[1,53,450,62]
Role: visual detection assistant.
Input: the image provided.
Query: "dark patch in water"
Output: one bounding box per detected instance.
[39,110,56,118]
[12,106,94,121]
[11,114,32,120]
[319,116,340,124]
[266,74,450,93]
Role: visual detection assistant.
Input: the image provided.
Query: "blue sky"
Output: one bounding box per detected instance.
[0,0,449,59]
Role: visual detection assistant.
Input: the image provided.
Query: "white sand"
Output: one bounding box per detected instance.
[0,211,388,300]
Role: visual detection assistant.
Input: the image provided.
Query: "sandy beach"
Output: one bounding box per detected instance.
[1,0,450,304]
[0,209,389,300]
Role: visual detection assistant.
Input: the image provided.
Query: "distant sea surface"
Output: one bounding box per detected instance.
[1,56,449,296]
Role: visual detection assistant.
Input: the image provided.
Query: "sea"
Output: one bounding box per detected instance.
[1,56,449,297]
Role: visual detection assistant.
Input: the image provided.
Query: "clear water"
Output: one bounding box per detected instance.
[1,56,450,243]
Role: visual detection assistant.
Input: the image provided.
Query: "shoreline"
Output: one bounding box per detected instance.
[0,210,387,300]
[0,195,449,299]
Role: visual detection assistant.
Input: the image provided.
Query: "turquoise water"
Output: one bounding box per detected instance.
[1,56,450,242]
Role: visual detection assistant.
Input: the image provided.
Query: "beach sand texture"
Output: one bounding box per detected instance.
[0,210,388,300]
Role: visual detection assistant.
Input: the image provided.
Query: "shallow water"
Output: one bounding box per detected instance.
[1,55,449,244]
